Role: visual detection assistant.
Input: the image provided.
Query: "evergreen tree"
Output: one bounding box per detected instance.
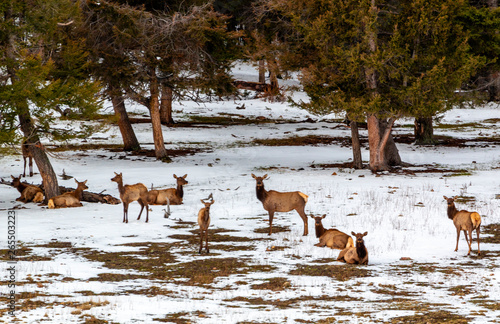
[0,0,101,199]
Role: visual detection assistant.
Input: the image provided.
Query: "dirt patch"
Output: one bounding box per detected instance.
[289,264,371,281]
[253,135,352,147]
[251,277,291,291]
[388,310,470,323]
[482,224,500,244]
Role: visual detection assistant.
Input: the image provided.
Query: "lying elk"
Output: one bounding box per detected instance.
[22,141,34,177]
[48,179,88,208]
[111,172,149,223]
[337,232,369,265]
[443,196,481,256]
[198,196,214,254]
[147,174,188,205]
[251,174,309,236]
[11,175,44,203]
[311,214,354,249]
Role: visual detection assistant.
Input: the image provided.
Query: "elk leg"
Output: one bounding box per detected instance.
[268,211,274,235]
[137,199,144,220]
[476,226,481,255]
[454,227,460,252]
[144,201,149,223]
[199,230,204,253]
[23,157,27,177]
[205,231,209,253]
[29,157,33,176]
[297,208,308,236]
[463,230,470,245]
[466,229,473,256]
[123,202,129,223]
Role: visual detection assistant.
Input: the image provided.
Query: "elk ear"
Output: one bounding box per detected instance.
[83,180,88,184]
[200,199,205,204]
[74,178,79,184]
[19,174,22,179]
[173,174,178,179]
[114,172,118,175]
[453,195,458,200]
[263,174,268,179]
[209,200,215,205]
[351,231,356,236]
[182,174,187,178]
[322,214,326,219]
[443,196,448,200]
[251,173,257,179]
[363,232,368,236]
[11,175,15,179]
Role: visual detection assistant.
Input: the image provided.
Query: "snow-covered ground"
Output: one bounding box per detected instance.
[1,64,499,323]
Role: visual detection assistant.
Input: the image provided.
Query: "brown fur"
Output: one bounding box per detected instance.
[443,196,481,255]
[198,198,214,254]
[251,174,309,236]
[22,141,34,177]
[48,179,88,209]
[311,215,354,249]
[111,172,149,223]
[11,175,44,203]
[337,232,369,265]
[147,174,188,205]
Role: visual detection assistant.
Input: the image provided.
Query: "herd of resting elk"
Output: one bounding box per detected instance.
[9,148,482,261]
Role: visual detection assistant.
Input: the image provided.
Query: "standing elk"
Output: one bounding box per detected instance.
[198,196,214,254]
[111,172,149,223]
[21,141,34,177]
[48,179,88,208]
[443,196,481,256]
[11,175,44,203]
[337,232,369,265]
[147,174,188,205]
[311,214,354,249]
[251,174,309,236]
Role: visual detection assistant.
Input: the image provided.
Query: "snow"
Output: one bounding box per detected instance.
[1,64,499,323]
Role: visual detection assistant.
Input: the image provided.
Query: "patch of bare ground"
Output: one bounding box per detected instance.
[253,135,352,147]
[483,224,500,244]
[153,311,207,323]
[371,284,421,297]
[289,264,371,281]
[250,277,291,291]
[224,294,360,310]
[164,257,276,285]
[387,310,470,323]
[253,225,291,234]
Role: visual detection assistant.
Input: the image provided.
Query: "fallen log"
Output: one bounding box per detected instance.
[233,80,272,92]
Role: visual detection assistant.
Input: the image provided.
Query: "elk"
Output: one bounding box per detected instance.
[111,172,149,223]
[443,196,481,256]
[147,174,188,205]
[311,215,354,250]
[48,179,88,208]
[198,196,214,254]
[251,174,309,236]
[21,141,34,177]
[337,232,369,265]
[10,175,44,203]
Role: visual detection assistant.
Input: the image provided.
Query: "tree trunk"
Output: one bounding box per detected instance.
[414,117,435,144]
[160,83,174,125]
[110,92,141,151]
[149,68,168,160]
[488,71,500,102]
[18,104,60,201]
[258,60,266,84]
[367,115,400,172]
[350,121,363,169]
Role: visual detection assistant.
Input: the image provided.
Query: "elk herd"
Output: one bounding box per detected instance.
[8,169,483,261]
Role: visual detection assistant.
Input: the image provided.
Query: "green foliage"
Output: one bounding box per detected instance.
[0,0,102,146]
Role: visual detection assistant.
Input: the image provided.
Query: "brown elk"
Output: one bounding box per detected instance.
[111,172,149,223]
[311,215,354,249]
[251,174,309,236]
[48,179,88,208]
[337,232,369,265]
[21,141,34,177]
[443,196,481,255]
[10,175,44,203]
[147,174,188,205]
[198,197,214,254]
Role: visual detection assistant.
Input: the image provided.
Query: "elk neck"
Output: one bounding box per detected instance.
[356,240,367,259]
[315,222,326,238]
[256,183,267,203]
[203,208,210,223]
[177,182,184,199]
[447,203,458,220]
[73,185,85,200]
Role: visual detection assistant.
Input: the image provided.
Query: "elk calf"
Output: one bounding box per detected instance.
[311,215,354,250]
[337,232,369,265]
[147,174,188,205]
[251,174,309,236]
[443,196,481,255]
[198,197,214,254]
[111,172,149,223]
[21,141,34,177]
[11,175,44,203]
[48,179,88,208]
